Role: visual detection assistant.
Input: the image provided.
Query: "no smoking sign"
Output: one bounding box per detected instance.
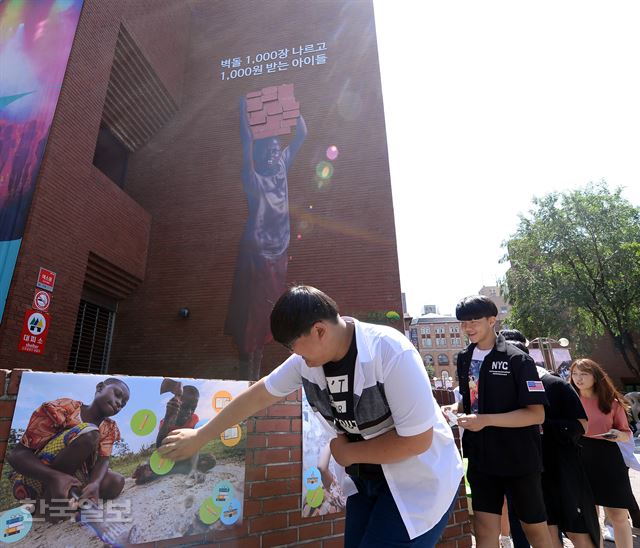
[33,290,51,312]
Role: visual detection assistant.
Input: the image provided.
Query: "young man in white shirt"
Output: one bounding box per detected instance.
[161,285,463,546]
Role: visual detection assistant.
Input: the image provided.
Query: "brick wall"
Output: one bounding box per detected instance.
[0,0,404,382]
[108,0,404,380]
[0,0,191,371]
[0,371,471,547]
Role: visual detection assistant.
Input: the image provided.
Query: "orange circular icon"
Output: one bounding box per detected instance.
[220,424,242,447]
[212,390,232,413]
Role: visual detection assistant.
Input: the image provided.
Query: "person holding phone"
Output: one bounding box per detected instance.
[570,358,637,548]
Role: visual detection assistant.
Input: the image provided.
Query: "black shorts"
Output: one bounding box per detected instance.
[467,467,547,524]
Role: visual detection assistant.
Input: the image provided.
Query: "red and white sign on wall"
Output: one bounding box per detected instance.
[36,267,56,292]
[32,290,51,312]
[18,310,50,354]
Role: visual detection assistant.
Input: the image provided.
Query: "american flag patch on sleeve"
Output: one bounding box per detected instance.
[526,380,545,392]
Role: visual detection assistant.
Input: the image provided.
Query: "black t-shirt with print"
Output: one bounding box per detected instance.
[323,330,384,479]
[323,331,361,441]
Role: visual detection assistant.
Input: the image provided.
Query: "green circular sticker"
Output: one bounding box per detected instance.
[149,450,175,475]
[305,486,324,508]
[198,497,221,525]
[130,409,157,436]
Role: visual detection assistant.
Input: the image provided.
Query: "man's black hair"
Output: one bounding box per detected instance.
[270,285,339,347]
[455,295,498,321]
[499,328,526,344]
[183,385,200,400]
[506,340,529,354]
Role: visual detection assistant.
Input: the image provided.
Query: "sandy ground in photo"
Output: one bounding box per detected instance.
[22,462,244,547]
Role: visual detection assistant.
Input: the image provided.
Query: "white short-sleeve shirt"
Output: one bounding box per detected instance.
[265,318,463,539]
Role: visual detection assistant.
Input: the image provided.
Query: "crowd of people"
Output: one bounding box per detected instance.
[17,283,630,548]
[159,287,639,547]
[443,295,638,548]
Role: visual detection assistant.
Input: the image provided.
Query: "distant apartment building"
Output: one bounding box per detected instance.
[479,285,511,331]
[409,313,464,381]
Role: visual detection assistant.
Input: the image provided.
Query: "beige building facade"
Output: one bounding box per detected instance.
[479,285,511,331]
[409,314,465,381]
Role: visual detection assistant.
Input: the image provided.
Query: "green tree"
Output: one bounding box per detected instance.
[425,364,435,379]
[501,182,640,375]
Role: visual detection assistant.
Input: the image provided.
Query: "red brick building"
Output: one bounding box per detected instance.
[0,2,471,546]
[0,0,403,379]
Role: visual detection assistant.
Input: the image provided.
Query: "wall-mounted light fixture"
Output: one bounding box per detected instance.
[179,307,190,318]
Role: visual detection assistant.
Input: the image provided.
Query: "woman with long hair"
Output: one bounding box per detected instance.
[570,358,637,548]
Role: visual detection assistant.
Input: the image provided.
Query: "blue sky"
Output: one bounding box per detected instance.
[374,1,640,315]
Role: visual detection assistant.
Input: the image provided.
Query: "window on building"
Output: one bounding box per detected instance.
[425,327,431,334]
[426,338,432,347]
[68,298,116,374]
[93,124,129,188]
[438,353,449,365]
[424,354,434,365]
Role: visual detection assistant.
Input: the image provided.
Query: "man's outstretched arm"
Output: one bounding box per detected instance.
[159,379,282,461]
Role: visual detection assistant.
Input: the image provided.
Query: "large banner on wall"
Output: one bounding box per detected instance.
[0,372,248,546]
[0,0,83,321]
[215,3,392,381]
[109,0,402,379]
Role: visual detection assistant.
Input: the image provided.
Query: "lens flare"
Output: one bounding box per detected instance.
[315,161,334,180]
[326,145,339,160]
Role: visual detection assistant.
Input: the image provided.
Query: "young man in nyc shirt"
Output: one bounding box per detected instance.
[443,295,552,548]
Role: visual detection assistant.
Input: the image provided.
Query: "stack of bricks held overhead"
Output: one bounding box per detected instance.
[246,83,299,140]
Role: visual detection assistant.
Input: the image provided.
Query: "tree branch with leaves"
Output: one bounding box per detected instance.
[500,181,640,376]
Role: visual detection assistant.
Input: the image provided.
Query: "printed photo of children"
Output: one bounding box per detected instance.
[8,378,129,515]
[0,372,248,547]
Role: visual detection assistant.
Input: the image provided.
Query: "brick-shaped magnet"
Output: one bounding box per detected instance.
[246,97,263,112]
[265,113,283,129]
[280,97,300,112]
[249,111,267,125]
[265,101,283,115]
[282,109,300,120]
